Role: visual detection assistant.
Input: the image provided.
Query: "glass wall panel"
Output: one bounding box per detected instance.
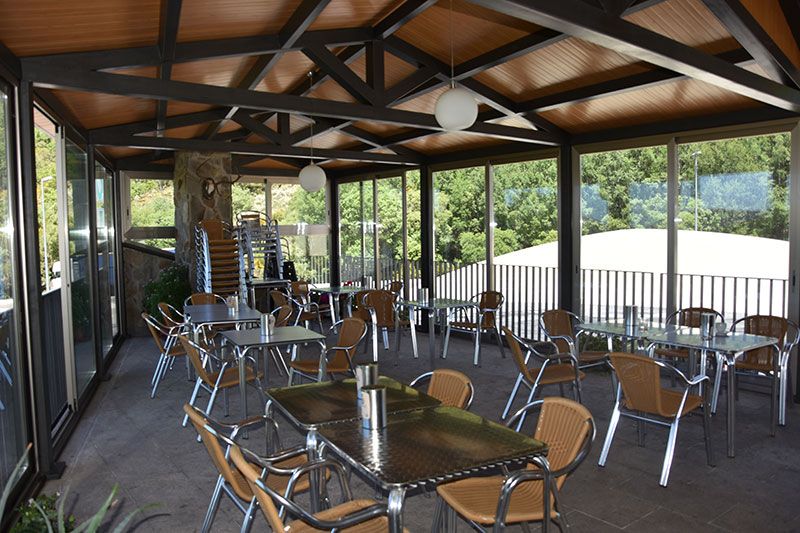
[0,86,29,491]
[232,181,266,219]
[405,170,421,298]
[377,177,403,287]
[677,133,790,321]
[580,146,668,323]
[95,163,116,358]
[433,166,486,299]
[339,181,367,284]
[65,140,96,395]
[271,183,329,283]
[493,158,558,338]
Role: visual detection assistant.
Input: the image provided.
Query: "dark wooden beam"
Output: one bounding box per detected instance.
[87,108,230,139]
[115,150,171,169]
[465,0,800,112]
[366,40,385,105]
[779,0,800,50]
[156,0,182,135]
[93,134,423,164]
[0,40,21,80]
[702,0,800,88]
[202,0,331,138]
[232,110,282,143]
[385,66,438,102]
[232,165,300,177]
[303,44,376,104]
[454,28,565,79]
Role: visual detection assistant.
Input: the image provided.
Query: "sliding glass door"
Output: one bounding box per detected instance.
[95,162,117,359]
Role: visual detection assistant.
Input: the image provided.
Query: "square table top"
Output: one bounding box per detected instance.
[646,326,779,354]
[578,320,673,340]
[184,304,262,325]
[317,406,547,489]
[266,376,440,430]
[220,325,325,349]
[396,298,474,311]
[247,278,290,288]
[310,285,367,295]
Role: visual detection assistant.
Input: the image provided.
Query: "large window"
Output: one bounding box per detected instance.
[34,109,58,288]
[580,146,668,322]
[0,86,28,493]
[232,181,266,218]
[128,177,175,250]
[339,181,370,284]
[271,183,328,283]
[677,133,790,320]
[433,166,486,298]
[95,163,118,358]
[493,158,558,337]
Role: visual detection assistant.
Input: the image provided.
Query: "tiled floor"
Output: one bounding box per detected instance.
[45,330,800,532]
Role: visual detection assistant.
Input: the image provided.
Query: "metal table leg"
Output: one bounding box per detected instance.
[306,429,322,512]
[725,353,736,458]
[238,346,248,421]
[316,340,328,382]
[387,487,406,533]
[428,309,437,368]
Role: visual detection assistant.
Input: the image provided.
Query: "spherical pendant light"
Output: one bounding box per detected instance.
[299,163,326,193]
[434,86,478,131]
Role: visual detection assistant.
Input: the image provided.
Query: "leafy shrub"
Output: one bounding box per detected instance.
[142,264,192,317]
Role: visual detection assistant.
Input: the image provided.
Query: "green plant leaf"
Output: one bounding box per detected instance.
[109,503,159,533]
[56,486,70,533]
[70,485,117,533]
[29,498,55,533]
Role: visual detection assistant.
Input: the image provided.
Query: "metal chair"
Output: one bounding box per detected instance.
[443,290,506,367]
[183,404,313,533]
[501,327,585,430]
[184,292,226,306]
[230,444,407,532]
[385,279,403,295]
[142,312,186,398]
[653,307,723,374]
[291,279,331,315]
[362,289,405,362]
[540,309,608,372]
[434,397,595,532]
[179,335,265,427]
[288,317,368,385]
[271,287,323,332]
[711,315,799,426]
[598,352,713,486]
[409,369,474,409]
[158,302,186,328]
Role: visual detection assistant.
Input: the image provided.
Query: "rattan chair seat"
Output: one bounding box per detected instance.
[287,500,409,533]
[532,364,586,386]
[208,366,263,389]
[290,358,350,375]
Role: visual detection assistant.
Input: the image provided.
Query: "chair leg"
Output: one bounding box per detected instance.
[240,499,257,533]
[494,325,506,358]
[151,353,165,386]
[201,475,224,533]
[711,354,723,414]
[288,368,295,386]
[515,383,539,432]
[182,378,203,427]
[779,361,789,426]
[150,355,167,398]
[372,324,379,363]
[501,373,524,419]
[703,399,714,467]
[659,417,681,486]
[598,402,621,467]
[473,327,482,367]
[442,323,452,360]
[205,386,220,418]
[382,328,390,350]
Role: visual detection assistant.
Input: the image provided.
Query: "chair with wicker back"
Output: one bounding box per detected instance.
[654,307,722,372]
[185,292,226,306]
[288,317,368,385]
[385,279,403,296]
[540,309,608,371]
[362,289,403,362]
[179,335,265,427]
[434,397,595,532]
[443,290,505,367]
[409,369,474,409]
[712,315,799,427]
[183,404,313,533]
[142,312,187,398]
[501,327,585,429]
[272,284,323,332]
[230,443,407,532]
[599,352,713,486]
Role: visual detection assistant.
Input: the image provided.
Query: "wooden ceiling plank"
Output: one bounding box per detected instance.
[779,0,800,50]
[374,0,438,39]
[464,0,800,112]
[702,0,800,88]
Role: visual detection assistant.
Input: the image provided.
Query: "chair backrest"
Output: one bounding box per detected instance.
[540,309,575,354]
[386,280,403,294]
[272,305,294,327]
[329,318,368,369]
[178,335,213,385]
[270,289,290,308]
[609,352,667,417]
[291,280,310,300]
[189,292,225,305]
[532,397,594,488]
[200,218,225,240]
[230,445,286,531]
[737,315,787,369]
[351,290,371,321]
[158,302,184,327]
[427,369,473,409]
[503,327,534,382]
[142,312,168,352]
[363,289,396,328]
[669,307,722,327]
[183,404,252,501]
[478,291,504,328]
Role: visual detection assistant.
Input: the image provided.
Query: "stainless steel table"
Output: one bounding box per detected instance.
[316,406,549,533]
[184,303,263,341]
[645,327,779,458]
[394,298,475,367]
[578,320,673,353]
[309,285,366,324]
[221,326,327,421]
[246,278,290,309]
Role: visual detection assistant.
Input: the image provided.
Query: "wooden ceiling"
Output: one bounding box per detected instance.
[2,0,799,176]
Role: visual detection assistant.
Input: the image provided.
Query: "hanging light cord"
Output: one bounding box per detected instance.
[449,0,455,88]
[307,71,315,162]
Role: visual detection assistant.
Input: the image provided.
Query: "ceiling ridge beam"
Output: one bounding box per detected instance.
[702,0,800,88]
[87,108,231,140]
[202,0,332,139]
[156,0,183,135]
[93,134,422,164]
[374,0,438,39]
[779,0,800,51]
[463,0,800,112]
[232,110,282,143]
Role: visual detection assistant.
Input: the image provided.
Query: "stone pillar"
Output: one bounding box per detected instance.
[173,151,233,286]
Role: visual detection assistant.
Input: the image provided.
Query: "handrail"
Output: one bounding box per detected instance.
[122,241,175,261]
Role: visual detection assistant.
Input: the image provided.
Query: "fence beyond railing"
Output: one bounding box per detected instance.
[303,255,788,340]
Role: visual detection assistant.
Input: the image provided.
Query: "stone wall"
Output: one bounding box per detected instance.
[174,151,232,287]
[123,244,174,336]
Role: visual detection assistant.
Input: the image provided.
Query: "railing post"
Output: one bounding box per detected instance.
[558,144,580,313]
